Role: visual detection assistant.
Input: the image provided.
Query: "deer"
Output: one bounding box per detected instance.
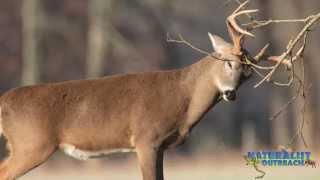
[0,4,288,180]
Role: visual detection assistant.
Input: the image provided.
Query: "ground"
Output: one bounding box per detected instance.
[21,151,320,180]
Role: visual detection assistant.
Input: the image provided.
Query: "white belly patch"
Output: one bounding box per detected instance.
[60,143,135,161]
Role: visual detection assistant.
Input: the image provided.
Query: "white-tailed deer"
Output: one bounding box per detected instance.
[0,5,286,180]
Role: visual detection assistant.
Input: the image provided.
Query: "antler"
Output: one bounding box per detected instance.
[226,0,258,56]
[228,1,295,70]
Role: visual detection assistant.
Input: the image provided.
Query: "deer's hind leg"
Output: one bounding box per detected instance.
[0,135,57,180]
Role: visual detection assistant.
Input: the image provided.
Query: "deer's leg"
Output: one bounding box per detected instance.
[0,138,56,180]
[136,145,164,180]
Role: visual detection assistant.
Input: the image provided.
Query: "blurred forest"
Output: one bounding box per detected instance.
[0,0,319,171]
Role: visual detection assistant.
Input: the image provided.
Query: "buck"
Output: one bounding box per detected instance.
[0,6,285,180]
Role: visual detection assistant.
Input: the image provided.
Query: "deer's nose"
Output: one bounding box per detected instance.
[224,90,236,101]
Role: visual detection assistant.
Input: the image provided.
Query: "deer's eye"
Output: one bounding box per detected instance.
[227,61,232,68]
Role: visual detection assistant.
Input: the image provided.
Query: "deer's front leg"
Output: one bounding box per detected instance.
[136,145,164,180]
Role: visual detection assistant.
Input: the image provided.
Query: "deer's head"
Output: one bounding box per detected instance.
[208,8,257,101]
[208,33,247,101]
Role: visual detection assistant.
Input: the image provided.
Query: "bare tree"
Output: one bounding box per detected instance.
[86,0,113,78]
[21,0,43,85]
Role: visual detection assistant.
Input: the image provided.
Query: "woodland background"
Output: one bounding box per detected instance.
[0,0,319,179]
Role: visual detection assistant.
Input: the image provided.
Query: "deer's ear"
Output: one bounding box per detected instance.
[208,33,232,55]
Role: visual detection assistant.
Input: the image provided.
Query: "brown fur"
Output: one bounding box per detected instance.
[0,54,243,180]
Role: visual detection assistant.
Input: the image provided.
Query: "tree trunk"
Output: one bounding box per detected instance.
[21,0,42,85]
[86,0,113,78]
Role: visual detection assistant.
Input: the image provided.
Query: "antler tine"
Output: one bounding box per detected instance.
[226,1,258,56]
[254,43,270,62]
[227,9,259,37]
[226,8,257,55]
[231,0,250,15]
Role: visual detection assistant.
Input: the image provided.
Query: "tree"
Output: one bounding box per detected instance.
[86,0,113,78]
[21,0,43,85]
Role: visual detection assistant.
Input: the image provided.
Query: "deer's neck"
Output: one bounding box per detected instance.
[180,57,220,131]
[183,57,220,102]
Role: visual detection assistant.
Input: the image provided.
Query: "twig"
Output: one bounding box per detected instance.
[166,33,211,56]
[269,79,302,121]
[244,16,316,30]
[166,33,228,62]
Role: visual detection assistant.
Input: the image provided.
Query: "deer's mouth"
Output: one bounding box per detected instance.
[222,90,236,101]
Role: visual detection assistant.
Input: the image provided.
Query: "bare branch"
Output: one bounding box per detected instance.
[244,15,316,30]
[254,12,320,88]
[166,33,212,56]
[166,33,231,62]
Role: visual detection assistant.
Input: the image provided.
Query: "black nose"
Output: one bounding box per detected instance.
[225,90,236,101]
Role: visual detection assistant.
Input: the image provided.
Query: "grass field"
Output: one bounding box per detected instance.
[21,152,320,180]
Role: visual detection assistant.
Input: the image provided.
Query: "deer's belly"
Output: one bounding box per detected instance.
[59,143,135,160]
